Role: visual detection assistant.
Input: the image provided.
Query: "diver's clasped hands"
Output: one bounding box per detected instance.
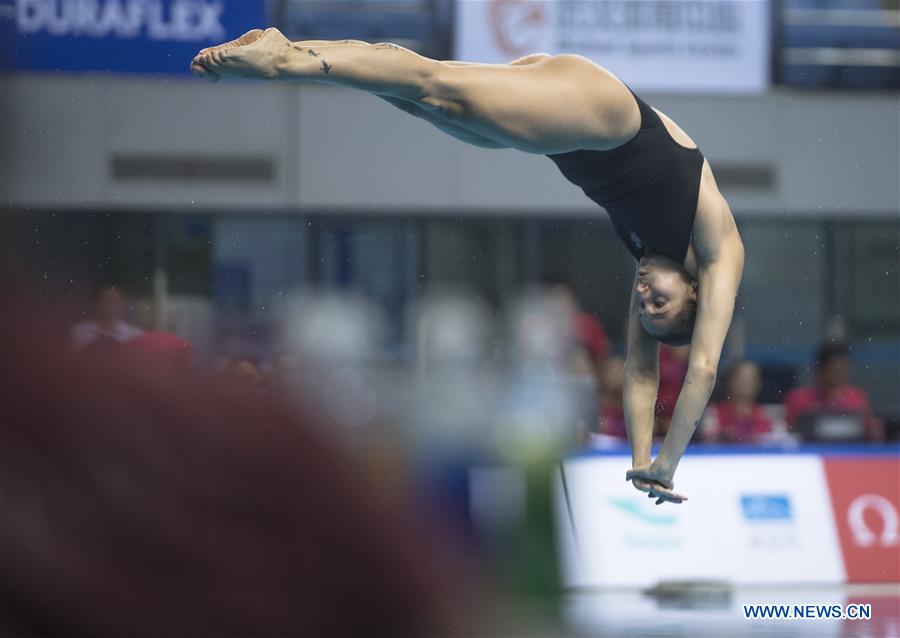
[626,457,688,505]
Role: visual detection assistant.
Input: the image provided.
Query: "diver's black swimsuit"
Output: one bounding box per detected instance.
[547,89,705,264]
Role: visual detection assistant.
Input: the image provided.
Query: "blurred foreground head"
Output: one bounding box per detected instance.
[0,293,461,638]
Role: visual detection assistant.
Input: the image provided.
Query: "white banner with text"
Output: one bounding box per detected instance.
[557,454,846,588]
[455,0,771,94]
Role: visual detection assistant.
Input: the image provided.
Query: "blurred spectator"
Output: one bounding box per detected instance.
[542,276,611,376]
[223,355,266,391]
[124,331,193,375]
[785,342,884,441]
[1,296,466,638]
[700,361,772,444]
[655,345,689,436]
[596,356,627,439]
[70,284,143,353]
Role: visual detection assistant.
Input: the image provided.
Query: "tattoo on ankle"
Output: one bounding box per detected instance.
[320,60,332,74]
[307,49,320,58]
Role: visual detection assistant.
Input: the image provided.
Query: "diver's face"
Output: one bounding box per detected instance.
[635,256,696,336]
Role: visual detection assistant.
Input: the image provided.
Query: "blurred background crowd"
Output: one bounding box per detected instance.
[56,276,897,446]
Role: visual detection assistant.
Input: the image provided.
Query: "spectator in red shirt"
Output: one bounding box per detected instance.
[70,284,143,353]
[785,342,884,441]
[700,361,772,444]
[124,331,192,374]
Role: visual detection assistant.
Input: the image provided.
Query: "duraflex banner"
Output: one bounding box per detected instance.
[0,0,265,74]
[454,0,771,93]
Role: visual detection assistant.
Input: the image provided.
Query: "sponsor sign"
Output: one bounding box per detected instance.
[740,494,792,521]
[557,454,846,588]
[0,0,265,74]
[681,456,844,585]
[557,456,724,588]
[823,458,900,583]
[454,0,771,94]
[738,493,800,554]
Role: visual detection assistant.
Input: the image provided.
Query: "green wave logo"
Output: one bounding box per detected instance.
[607,498,677,525]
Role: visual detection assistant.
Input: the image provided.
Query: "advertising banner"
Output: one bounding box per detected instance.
[695,456,845,585]
[558,454,846,588]
[559,456,726,588]
[0,0,266,74]
[454,0,771,94]
[823,457,900,583]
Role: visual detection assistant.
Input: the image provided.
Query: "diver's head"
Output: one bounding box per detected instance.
[635,255,698,347]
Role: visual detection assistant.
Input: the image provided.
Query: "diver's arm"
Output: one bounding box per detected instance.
[624,282,691,504]
[623,274,660,468]
[655,201,745,479]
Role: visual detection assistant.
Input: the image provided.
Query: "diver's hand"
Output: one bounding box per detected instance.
[191,28,289,81]
[627,463,687,505]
